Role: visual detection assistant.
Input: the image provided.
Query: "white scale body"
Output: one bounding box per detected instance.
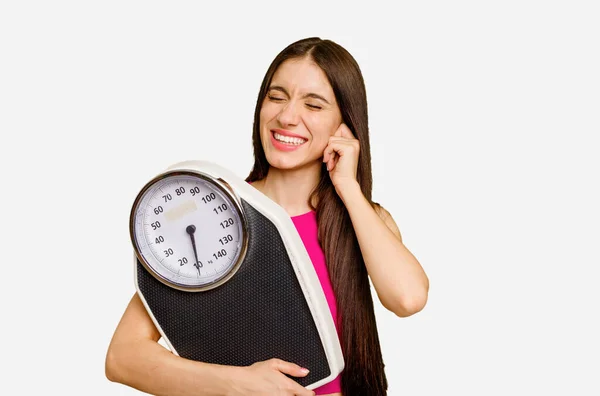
[129,160,344,389]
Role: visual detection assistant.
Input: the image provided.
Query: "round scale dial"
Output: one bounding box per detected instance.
[130,171,248,291]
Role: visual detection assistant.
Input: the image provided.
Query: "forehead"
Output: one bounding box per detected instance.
[270,58,333,96]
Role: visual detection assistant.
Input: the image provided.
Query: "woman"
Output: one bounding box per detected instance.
[106,37,429,396]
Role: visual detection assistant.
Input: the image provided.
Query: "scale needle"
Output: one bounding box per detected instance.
[186,224,203,277]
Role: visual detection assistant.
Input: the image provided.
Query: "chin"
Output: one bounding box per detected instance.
[266,155,299,169]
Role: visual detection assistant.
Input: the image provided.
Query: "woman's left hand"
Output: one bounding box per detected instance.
[323,123,360,191]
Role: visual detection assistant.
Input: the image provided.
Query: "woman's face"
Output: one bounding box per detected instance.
[259,57,343,170]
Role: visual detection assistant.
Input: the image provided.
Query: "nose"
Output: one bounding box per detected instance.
[276,100,300,127]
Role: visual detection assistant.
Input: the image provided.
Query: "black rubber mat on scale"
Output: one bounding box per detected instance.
[137,199,330,386]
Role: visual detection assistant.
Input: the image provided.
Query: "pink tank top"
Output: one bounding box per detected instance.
[290,210,343,394]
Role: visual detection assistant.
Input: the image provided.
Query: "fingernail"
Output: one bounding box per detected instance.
[301,367,310,374]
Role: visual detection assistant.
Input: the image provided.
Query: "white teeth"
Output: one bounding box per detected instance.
[273,132,306,145]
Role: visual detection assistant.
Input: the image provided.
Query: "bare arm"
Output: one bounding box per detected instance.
[336,182,429,317]
[105,292,234,396]
[323,123,428,317]
[105,293,314,396]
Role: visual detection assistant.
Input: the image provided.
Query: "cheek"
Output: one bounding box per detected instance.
[306,115,336,145]
[259,107,274,136]
[259,107,268,126]
[259,100,277,122]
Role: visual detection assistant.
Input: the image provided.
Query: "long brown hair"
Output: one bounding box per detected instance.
[246,37,387,395]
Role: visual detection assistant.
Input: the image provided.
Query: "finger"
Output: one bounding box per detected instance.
[336,123,355,139]
[323,145,335,164]
[325,136,351,163]
[327,141,347,158]
[286,378,315,396]
[292,384,316,396]
[327,142,347,171]
[340,126,355,139]
[273,359,310,377]
[329,136,358,148]
[329,139,359,158]
[327,152,336,171]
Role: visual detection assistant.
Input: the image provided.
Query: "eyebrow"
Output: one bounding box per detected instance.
[268,85,331,105]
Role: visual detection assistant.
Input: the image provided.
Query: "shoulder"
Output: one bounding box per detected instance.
[372,203,403,242]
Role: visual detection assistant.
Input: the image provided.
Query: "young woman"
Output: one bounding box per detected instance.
[106,37,429,396]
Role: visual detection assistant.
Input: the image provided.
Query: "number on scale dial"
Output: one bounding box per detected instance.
[131,172,247,291]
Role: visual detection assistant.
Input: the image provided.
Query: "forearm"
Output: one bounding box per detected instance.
[106,338,236,396]
[336,182,429,317]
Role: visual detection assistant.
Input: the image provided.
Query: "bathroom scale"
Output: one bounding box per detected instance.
[129,159,344,389]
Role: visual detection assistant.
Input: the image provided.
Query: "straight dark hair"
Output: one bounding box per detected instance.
[246,37,388,395]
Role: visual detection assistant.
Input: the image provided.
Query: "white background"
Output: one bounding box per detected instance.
[1,1,598,395]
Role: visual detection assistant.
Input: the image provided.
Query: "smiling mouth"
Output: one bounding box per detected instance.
[271,131,308,146]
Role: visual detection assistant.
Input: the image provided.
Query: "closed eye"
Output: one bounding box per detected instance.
[268,94,322,110]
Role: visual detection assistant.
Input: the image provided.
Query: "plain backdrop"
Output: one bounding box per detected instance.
[1,1,598,395]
